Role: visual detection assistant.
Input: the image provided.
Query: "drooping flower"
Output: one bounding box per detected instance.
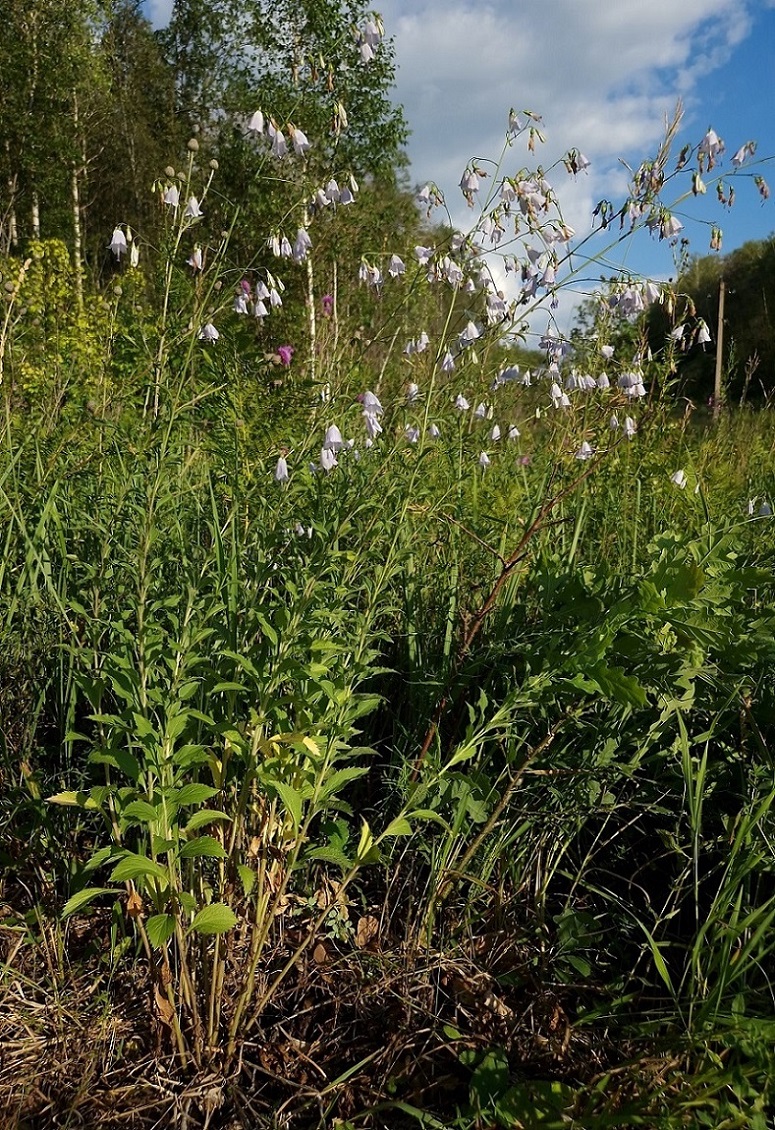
[696,321,712,346]
[320,447,338,472]
[459,321,481,348]
[623,416,637,438]
[360,390,383,415]
[407,382,420,403]
[234,292,250,315]
[388,254,405,278]
[289,125,311,155]
[405,425,420,444]
[187,246,203,271]
[600,344,614,359]
[670,469,687,489]
[478,452,491,469]
[293,228,312,262]
[321,294,334,317]
[277,345,294,366]
[474,402,487,419]
[363,412,383,440]
[575,441,594,460]
[248,109,265,134]
[609,413,620,430]
[109,227,127,258]
[428,423,441,439]
[274,457,289,482]
[184,196,203,219]
[490,424,501,442]
[455,394,470,411]
[163,185,180,208]
[323,425,344,451]
[198,323,219,341]
[507,425,520,441]
[440,350,455,372]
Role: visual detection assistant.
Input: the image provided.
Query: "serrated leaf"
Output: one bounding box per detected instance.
[305,845,353,870]
[84,845,115,872]
[146,913,177,949]
[110,854,169,883]
[61,887,115,918]
[123,800,160,824]
[177,783,218,806]
[383,816,412,838]
[184,809,232,834]
[190,903,237,935]
[237,864,256,896]
[272,781,303,830]
[179,891,197,914]
[179,836,227,859]
[317,767,368,802]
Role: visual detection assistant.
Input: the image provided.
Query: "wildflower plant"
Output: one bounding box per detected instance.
[15,11,772,1104]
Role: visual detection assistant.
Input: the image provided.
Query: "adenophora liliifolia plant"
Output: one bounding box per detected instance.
[45,11,773,1070]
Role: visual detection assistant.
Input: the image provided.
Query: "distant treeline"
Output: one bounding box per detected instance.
[646,235,775,404]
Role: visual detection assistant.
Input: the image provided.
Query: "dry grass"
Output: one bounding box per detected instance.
[0,898,625,1130]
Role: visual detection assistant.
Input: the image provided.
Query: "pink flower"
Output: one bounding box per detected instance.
[277,345,294,366]
[321,294,334,317]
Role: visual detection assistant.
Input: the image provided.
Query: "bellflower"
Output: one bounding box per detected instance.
[459,321,480,348]
[234,293,250,315]
[277,345,294,366]
[249,109,265,133]
[274,457,289,483]
[163,185,179,208]
[109,227,127,258]
[187,246,203,271]
[360,390,383,415]
[597,373,610,390]
[440,350,455,372]
[624,416,637,438]
[363,412,383,439]
[478,452,491,469]
[474,402,487,419]
[609,414,620,430]
[575,441,594,460]
[405,425,420,444]
[388,254,405,278]
[414,245,433,265]
[293,228,312,261]
[670,469,687,489]
[455,394,470,411]
[184,196,202,219]
[490,424,501,442]
[323,425,344,451]
[428,423,441,438]
[198,323,219,341]
[271,128,287,159]
[254,300,268,319]
[320,447,338,472]
[508,425,520,441]
[407,382,420,403]
[269,288,283,308]
[290,125,311,155]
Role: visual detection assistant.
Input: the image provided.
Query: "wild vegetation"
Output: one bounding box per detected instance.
[2,3,775,1128]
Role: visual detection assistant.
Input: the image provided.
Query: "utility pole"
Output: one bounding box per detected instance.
[713,277,725,420]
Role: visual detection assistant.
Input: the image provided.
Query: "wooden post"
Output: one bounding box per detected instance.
[713,277,725,420]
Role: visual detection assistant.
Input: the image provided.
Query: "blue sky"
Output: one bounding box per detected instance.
[145,0,775,329]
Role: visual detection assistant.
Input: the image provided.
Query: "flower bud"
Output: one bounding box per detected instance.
[187,137,199,152]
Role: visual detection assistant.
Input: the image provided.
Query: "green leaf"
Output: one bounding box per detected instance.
[190,903,237,936]
[383,816,412,838]
[123,800,160,824]
[176,783,218,805]
[184,809,232,834]
[179,891,197,914]
[146,913,177,949]
[110,854,169,883]
[179,836,227,859]
[317,766,369,803]
[47,790,100,809]
[272,781,303,830]
[61,887,115,918]
[237,864,256,896]
[305,845,352,870]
